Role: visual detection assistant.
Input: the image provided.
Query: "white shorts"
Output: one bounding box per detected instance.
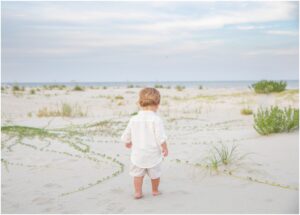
[129,162,162,179]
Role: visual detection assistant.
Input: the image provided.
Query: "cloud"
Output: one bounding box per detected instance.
[3,3,174,24]
[147,40,224,56]
[2,1,298,57]
[246,48,299,56]
[235,25,267,30]
[124,2,296,32]
[265,30,299,36]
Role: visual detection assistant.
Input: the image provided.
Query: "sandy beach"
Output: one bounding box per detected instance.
[1,85,299,213]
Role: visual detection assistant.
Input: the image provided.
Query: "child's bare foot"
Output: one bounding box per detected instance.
[152,191,161,196]
[134,193,143,199]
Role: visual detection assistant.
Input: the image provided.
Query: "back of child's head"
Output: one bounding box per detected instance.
[139,87,160,107]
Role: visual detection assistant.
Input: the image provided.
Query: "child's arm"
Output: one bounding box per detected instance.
[154,117,168,156]
[120,120,132,149]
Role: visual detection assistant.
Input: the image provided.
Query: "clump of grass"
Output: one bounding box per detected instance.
[207,154,219,171]
[253,105,299,135]
[130,112,138,116]
[12,85,25,92]
[37,103,87,117]
[251,80,287,94]
[212,144,238,165]
[30,89,36,94]
[204,143,251,172]
[199,85,203,90]
[175,85,185,91]
[154,84,164,88]
[195,95,217,101]
[115,95,124,100]
[27,112,32,117]
[73,85,84,91]
[127,84,134,88]
[241,107,253,115]
[43,85,66,90]
[103,86,107,90]
[1,125,54,138]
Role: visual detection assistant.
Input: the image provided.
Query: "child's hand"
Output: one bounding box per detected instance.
[161,142,168,157]
[162,147,168,157]
[125,142,132,149]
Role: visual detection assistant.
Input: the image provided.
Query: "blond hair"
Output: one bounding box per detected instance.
[138,87,160,107]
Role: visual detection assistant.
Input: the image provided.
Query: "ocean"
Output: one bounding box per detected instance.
[1,80,299,89]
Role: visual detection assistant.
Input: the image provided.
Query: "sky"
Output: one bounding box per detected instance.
[1,1,299,83]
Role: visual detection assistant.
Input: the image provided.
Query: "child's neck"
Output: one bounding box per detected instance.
[141,106,157,112]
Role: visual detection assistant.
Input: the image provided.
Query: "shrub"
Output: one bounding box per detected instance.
[12,85,24,91]
[61,103,72,116]
[253,106,299,135]
[175,85,185,91]
[154,84,164,88]
[115,95,124,100]
[127,84,134,88]
[30,89,36,94]
[43,85,66,90]
[251,80,287,94]
[199,85,203,90]
[241,108,253,115]
[73,85,84,91]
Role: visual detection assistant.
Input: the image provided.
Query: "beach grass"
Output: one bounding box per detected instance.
[37,103,87,117]
[241,107,253,115]
[1,125,54,138]
[73,85,85,91]
[253,105,299,135]
[115,95,124,100]
[251,80,287,94]
[204,143,251,172]
[154,84,164,88]
[30,89,36,94]
[175,85,185,91]
[43,84,66,90]
[12,85,25,92]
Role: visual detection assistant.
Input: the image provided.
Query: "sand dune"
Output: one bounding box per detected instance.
[1,86,299,213]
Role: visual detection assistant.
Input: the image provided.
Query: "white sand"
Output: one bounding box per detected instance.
[1,86,299,213]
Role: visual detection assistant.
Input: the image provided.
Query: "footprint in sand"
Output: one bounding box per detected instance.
[110,187,124,194]
[170,190,189,195]
[265,198,273,203]
[44,183,62,189]
[42,207,53,213]
[32,197,54,205]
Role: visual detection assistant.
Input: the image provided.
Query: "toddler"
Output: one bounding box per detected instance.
[120,87,168,199]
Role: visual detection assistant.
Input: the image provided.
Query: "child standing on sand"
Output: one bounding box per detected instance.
[120,87,168,199]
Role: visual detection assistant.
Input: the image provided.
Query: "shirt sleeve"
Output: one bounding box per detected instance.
[154,117,167,145]
[120,119,132,143]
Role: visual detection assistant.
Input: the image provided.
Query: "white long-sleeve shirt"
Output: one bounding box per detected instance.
[120,110,167,168]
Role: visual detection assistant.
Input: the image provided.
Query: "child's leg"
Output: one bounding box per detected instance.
[151,178,161,196]
[134,176,144,199]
